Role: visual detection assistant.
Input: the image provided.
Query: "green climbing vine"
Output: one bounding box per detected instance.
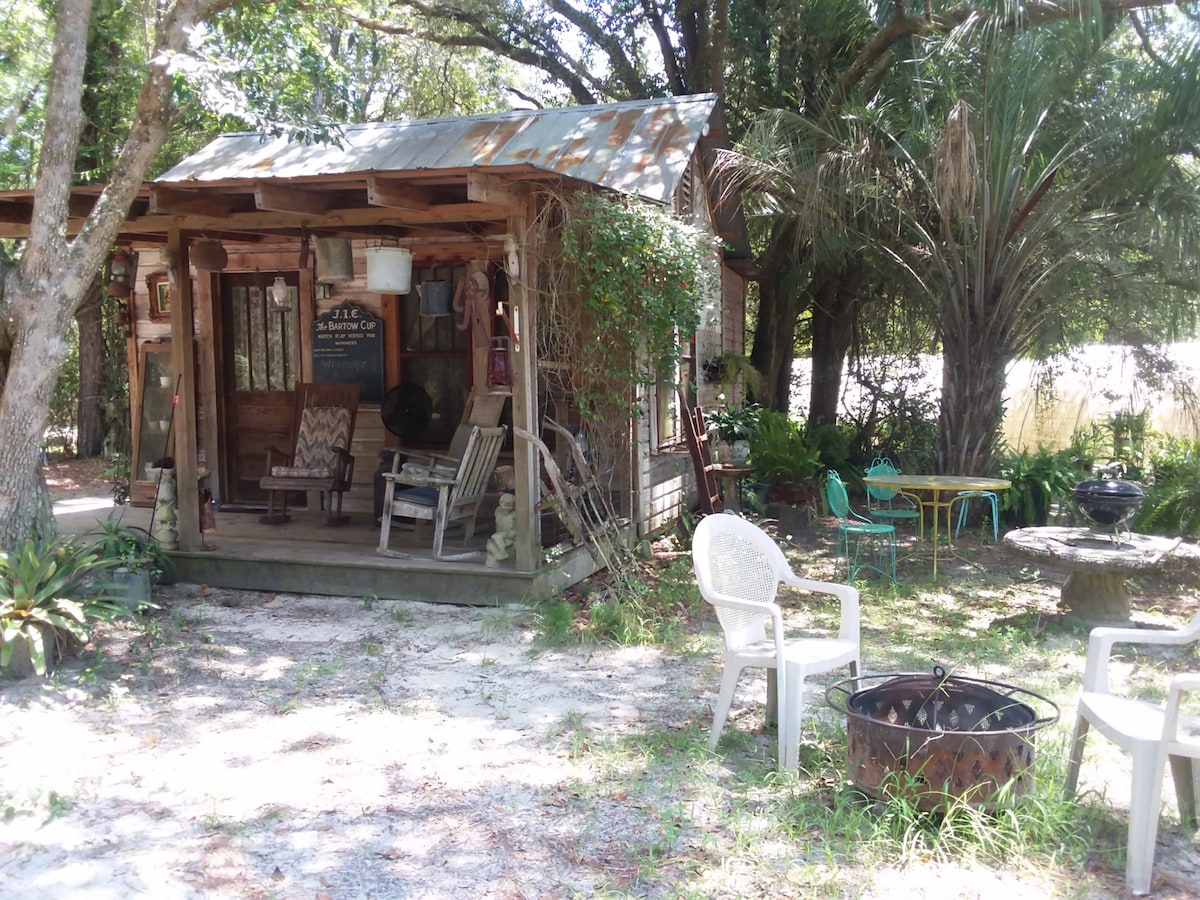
[555,191,720,423]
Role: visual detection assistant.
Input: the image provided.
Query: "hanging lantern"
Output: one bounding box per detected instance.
[191,239,228,271]
[269,276,292,312]
[488,336,512,388]
[107,248,132,298]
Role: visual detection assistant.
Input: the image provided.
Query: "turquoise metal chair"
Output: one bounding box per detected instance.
[825,470,897,584]
[864,457,923,536]
[953,490,999,542]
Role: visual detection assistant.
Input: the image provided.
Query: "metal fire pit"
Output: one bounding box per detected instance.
[826,667,1059,811]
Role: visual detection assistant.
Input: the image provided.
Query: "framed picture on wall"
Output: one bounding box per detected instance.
[147,274,170,320]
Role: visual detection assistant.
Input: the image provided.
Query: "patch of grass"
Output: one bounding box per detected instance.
[539,530,1140,896]
[294,656,342,690]
[43,790,74,823]
[272,697,300,715]
[77,647,115,686]
[534,557,704,649]
[479,605,530,640]
[578,704,1112,897]
[535,600,578,645]
[2,788,78,826]
[201,805,286,836]
[387,604,414,626]
[547,710,592,759]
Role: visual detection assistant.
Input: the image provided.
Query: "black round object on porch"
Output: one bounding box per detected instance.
[380,384,433,442]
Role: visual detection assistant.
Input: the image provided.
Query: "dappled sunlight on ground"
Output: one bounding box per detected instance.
[4,499,1200,895]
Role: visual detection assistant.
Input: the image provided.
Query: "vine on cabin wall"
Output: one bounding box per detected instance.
[534,188,720,483]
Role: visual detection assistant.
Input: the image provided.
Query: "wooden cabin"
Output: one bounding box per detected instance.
[9,94,752,603]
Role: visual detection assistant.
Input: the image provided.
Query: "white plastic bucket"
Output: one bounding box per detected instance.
[365,247,413,293]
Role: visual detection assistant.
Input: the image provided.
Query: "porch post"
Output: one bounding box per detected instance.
[168,228,201,552]
[508,202,541,572]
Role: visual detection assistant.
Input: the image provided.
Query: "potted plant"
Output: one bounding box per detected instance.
[0,537,112,678]
[1108,409,1149,459]
[705,400,761,464]
[87,515,168,613]
[748,410,822,505]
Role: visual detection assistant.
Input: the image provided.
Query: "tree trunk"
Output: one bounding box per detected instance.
[807,267,862,427]
[750,222,807,412]
[75,284,105,457]
[0,0,195,547]
[937,318,1009,476]
[0,308,69,545]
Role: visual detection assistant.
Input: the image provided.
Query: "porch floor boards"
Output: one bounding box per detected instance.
[54,500,547,605]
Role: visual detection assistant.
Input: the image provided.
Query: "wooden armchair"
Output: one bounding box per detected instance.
[378,425,506,559]
[259,382,360,526]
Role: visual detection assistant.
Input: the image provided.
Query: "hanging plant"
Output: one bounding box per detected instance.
[556,191,720,422]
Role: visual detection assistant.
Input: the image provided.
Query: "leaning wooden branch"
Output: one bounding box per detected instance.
[514,421,627,571]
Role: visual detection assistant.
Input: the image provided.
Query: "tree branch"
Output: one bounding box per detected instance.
[643,0,684,94]
[827,0,1176,117]
[545,0,650,98]
[332,0,602,104]
[1129,10,1169,69]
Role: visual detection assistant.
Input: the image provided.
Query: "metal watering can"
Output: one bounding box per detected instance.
[417,280,453,317]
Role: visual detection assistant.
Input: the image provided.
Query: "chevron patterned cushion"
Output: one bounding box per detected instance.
[270,406,351,478]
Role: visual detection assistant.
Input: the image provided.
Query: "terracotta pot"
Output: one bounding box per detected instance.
[768,481,819,506]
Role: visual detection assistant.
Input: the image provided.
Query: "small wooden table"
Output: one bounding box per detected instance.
[711,464,755,513]
[863,474,1011,579]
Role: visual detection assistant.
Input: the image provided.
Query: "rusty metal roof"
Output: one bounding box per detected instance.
[157,94,721,205]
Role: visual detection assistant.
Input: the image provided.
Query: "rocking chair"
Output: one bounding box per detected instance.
[378,425,507,559]
[259,382,360,526]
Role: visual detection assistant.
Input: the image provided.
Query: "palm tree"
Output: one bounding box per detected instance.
[884,14,1200,474]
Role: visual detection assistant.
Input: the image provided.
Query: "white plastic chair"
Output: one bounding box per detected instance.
[692,513,860,771]
[1064,614,1200,895]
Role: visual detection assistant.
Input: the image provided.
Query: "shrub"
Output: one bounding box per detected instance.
[0,536,121,677]
[1134,437,1200,537]
[997,446,1085,528]
[749,411,821,490]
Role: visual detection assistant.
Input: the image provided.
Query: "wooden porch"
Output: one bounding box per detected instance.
[54,497,595,605]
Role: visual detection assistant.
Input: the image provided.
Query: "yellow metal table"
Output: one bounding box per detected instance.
[863,474,1011,579]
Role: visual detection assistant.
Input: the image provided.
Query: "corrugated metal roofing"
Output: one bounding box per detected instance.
[156,94,721,205]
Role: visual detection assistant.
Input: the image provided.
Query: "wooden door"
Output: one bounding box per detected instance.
[219,272,301,505]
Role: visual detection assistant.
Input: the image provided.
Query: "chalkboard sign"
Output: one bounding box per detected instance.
[311,301,384,402]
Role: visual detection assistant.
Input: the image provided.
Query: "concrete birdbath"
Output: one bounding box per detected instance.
[1002,526,1198,623]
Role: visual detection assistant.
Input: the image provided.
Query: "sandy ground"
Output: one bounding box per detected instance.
[0,586,727,899]
[4,459,1198,897]
[6,581,1200,899]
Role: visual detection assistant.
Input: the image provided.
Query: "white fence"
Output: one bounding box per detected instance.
[792,342,1200,452]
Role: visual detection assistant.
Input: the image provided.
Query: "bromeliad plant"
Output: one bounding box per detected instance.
[0,536,121,677]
